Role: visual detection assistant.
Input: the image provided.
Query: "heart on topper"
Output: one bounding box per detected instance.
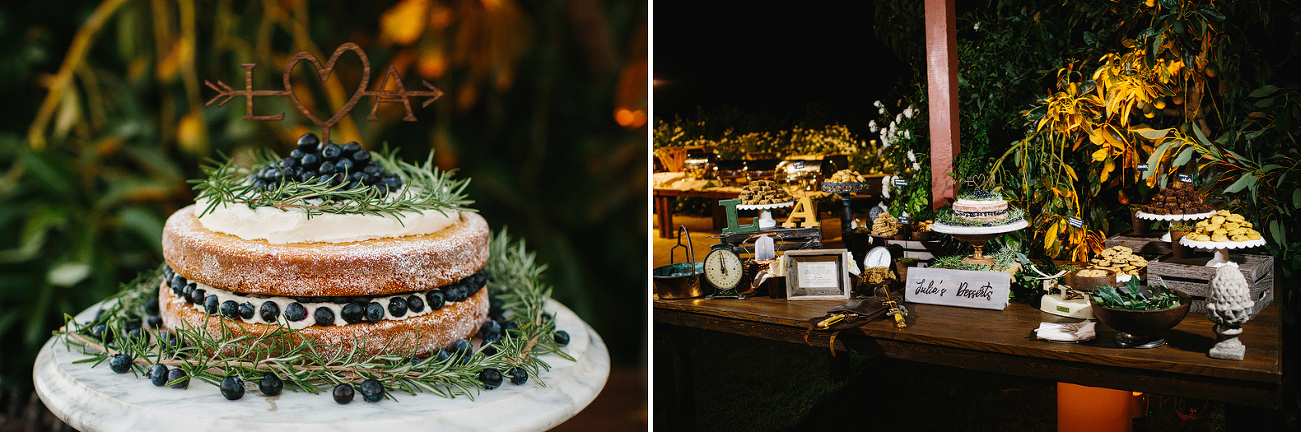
[204,42,445,145]
[282,43,371,144]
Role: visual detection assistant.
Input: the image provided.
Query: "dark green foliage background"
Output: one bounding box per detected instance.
[0,0,647,398]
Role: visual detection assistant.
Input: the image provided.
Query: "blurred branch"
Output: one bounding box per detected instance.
[27,0,131,150]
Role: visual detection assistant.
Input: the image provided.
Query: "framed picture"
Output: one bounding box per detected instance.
[784,248,851,300]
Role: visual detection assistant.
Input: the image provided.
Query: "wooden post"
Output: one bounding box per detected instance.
[925,0,959,210]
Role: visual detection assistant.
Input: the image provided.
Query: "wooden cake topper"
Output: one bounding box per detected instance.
[961,174,994,192]
[205,42,444,144]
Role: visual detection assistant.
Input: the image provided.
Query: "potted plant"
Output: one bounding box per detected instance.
[1169,223,1194,259]
[894,257,920,281]
[1089,277,1190,348]
[1129,204,1150,235]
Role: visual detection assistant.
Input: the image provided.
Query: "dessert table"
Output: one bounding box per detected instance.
[655,295,1281,425]
[34,300,609,432]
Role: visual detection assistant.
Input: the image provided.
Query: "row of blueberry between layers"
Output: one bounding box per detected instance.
[162,265,488,330]
[952,209,1009,218]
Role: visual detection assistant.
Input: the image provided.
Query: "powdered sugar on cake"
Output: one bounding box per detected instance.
[195,197,459,244]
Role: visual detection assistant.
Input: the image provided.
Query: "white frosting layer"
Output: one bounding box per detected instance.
[194,197,460,244]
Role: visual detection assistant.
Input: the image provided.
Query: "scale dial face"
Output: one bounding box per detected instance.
[703,248,745,290]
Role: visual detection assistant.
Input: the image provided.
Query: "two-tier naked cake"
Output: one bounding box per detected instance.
[158,133,488,357]
[950,189,1013,223]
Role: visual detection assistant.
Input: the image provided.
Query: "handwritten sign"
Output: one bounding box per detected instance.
[893,178,909,187]
[904,267,1010,310]
[898,215,910,224]
[1177,173,1194,183]
[1136,163,1149,172]
[1068,217,1084,228]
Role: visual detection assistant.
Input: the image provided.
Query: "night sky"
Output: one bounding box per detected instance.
[653,0,910,130]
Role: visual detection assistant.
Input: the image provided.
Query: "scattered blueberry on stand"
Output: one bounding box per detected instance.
[146,315,163,329]
[453,339,472,361]
[488,298,504,319]
[109,354,133,374]
[259,374,283,396]
[90,324,113,345]
[220,376,245,400]
[332,383,355,404]
[145,299,160,315]
[479,320,502,341]
[167,368,190,389]
[481,345,498,356]
[508,368,528,385]
[359,379,385,402]
[435,348,452,364]
[553,330,570,346]
[478,369,503,390]
[148,364,169,386]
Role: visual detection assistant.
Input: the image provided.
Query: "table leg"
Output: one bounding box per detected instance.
[656,196,673,238]
[660,323,696,431]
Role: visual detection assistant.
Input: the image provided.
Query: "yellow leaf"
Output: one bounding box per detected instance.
[380,0,430,46]
[1091,147,1109,161]
[1044,220,1060,251]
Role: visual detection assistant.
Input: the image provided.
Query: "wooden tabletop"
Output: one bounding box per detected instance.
[654,296,1282,407]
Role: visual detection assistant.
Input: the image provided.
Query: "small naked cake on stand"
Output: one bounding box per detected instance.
[161,134,489,357]
[931,188,1028,265]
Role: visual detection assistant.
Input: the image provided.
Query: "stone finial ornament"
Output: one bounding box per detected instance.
[1205,265,1253,360]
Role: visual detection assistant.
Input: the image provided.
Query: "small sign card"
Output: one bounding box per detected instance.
[1068,217,1084,228]
[1177,173,1194,183]
[904,267,1011,310]
[898,215,910,224]
[1136,163,1149,172]
[893,178,909,187]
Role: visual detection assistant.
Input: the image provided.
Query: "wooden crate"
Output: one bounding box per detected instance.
[1104,231,1172,256]
[1147,254,1274,318]
[891,239,936,262]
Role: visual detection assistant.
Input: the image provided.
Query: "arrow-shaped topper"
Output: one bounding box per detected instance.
[205,43,444,144]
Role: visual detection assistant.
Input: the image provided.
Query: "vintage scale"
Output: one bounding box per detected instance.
[703,242,748,299]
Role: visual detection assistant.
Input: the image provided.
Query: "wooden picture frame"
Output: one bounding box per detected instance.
[784,248,851,300]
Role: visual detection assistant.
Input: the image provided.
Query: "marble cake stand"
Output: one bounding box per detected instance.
[1178,237,1268,268]
[931,220,1029,265]
[33,300,609,432]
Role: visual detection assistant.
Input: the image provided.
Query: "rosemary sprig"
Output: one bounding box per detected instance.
[189,146,475,221]
[56,229,571,401]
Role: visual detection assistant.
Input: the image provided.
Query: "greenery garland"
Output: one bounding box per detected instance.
[54,229,572,402]
[192,146,475,221]
[934,207,1026,227]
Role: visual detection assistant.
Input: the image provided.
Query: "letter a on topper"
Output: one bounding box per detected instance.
[782,196,819,228]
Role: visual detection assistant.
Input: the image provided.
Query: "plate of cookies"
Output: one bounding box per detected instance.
[737,180,795,209]
[1087,246,1148,277]
[1179,210,1266,247]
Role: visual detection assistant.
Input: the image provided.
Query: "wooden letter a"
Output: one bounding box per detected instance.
[782,197,819,228]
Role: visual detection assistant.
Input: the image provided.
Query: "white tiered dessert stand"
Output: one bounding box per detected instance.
[33,300,608,432]
[1134,210,1214,242]
[736,201,794,229]
[1178,237,1268,268]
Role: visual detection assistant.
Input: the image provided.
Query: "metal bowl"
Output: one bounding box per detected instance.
[653,262,705,299]
[1090,288,1191,348]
